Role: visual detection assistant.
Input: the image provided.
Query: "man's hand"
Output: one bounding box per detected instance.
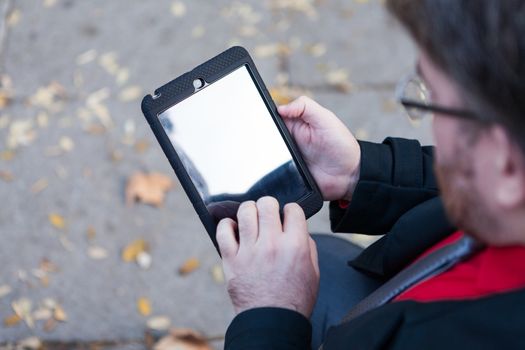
[216,196,320,318]
[278,96,361,201]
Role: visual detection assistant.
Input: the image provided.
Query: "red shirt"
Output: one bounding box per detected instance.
[395,231,525,302]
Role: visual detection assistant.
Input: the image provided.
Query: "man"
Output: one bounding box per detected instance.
[216,0,525,348]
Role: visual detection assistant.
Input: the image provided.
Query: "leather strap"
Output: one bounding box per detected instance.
[339,235,483,325]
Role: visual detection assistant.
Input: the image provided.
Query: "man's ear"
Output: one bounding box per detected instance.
[492,126,525,209]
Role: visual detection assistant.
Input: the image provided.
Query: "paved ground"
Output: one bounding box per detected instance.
[0,0,433,348]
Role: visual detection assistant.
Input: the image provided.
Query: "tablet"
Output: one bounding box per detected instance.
[141,46,323,253]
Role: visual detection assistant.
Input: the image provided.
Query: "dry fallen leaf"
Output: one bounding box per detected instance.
[7,9,21,27]
[98,52,119,75]
[119,85,142,102]
[17,337,41,350]
[59,136,75,152]
[269,86,311,106]
[305,43,326,57]
[154,328,212,350]
[28,82,66,112]
[269,87,293,105]
[137,297,152,316]
[54,304,67,322]
[126,172,173,207]
[42,298,57,310]
[49,213,66,229]
[171,1,187,17]
[210,264,225,284]
[40,258,59,273]
[86,226,96,240]
[116,68,130,86]
[0,284,12,298]
[179,257,200,276]
[33,307,52,321]
[325,68,352,93]
[254,43,290,59]
[0,91,11,109]
[0,170,13,182]
[31,178,49,194]
[3,314,21,327]
[76,49,97,65]
[221,2,261,24]
[269,0,318,19]
[1,150,15,161]
[12,298,34,328]
[7,119,36,149]
[88,246,109,260]
[147,316,171,331]
[122,239,149,263]
[44,0,58,7]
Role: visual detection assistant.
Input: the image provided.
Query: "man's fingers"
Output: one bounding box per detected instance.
[283,202,307,236]
[216,218,239,259]
[237,201,258,248]
[309,237,320,278]
[256,196,283,241]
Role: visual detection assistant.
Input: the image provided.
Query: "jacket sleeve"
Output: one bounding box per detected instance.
[330,137,439,235]
[224,307,312,349]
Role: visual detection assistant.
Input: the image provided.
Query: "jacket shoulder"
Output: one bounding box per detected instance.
[323,289,525,350]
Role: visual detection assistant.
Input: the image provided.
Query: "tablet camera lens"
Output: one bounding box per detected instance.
[193,78,205,90]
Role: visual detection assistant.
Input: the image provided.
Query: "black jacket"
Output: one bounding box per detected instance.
[224,137,525,349]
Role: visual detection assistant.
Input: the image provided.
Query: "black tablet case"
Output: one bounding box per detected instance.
[141,46,323,253]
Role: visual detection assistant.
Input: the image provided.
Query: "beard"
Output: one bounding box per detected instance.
[434,143,499,244]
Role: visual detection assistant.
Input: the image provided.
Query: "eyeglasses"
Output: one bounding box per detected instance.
[395,72,478,122]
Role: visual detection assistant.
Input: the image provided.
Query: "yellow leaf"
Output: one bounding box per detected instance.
[48,213,65,229]
[269,87,293,105]
[0,150,15,161]
[3,314,21,327]
[54,305,67,322]
[137,297,152,316]
[125,172,173,207]
[0,91,12,109]
[153,328,212,350]
[179,257,200,276]
[121,239,148,262]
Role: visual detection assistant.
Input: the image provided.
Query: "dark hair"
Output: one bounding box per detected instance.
[387,0,525,153]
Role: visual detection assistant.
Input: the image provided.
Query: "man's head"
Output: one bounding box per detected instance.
[387,0,525,245]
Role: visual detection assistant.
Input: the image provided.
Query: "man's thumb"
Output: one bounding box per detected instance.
[277,96,326,128]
